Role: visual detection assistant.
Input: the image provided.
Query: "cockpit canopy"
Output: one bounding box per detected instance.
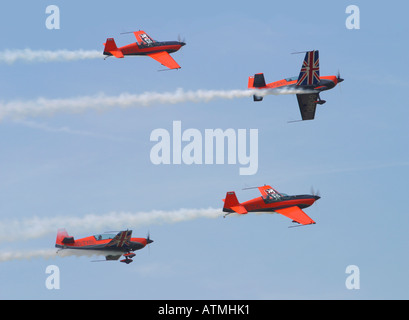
[94,233,116,241]
[263,192,290,203]
[285,76,298,82]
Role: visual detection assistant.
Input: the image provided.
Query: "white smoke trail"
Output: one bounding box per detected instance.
[0,87,317,121]
[0,89,248,120]
[0,207,221,244]
[0,249,57,262]
[0,247,149,263]
[0,248,122,262]
[0,49,103,64]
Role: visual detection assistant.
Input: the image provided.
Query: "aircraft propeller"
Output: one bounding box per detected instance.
[311,187,321,199]
[337,70,344,84]
[146,231,151,242]
[146,231,153,254]
[178,34,186,46]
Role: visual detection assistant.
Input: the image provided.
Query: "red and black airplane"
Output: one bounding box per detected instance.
[103,30,185,70]
[222,185,320,226]
[55,229,153,264]
[248,50,343,120]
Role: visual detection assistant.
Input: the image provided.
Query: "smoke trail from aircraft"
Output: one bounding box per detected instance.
[0,87,316,121]
[0,249,57,262]
[0,49,103,64]
[0,248,125,262]
[0,207,221,245]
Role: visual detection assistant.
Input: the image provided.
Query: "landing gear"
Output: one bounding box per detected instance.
[120,252,136,264]
[120,257,133,264]
[315,94,326,105]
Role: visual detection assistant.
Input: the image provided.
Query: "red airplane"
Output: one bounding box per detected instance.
[248,50,343,120]
[222,185,320,226]
[55,229,153,264]
[103,30,185,70]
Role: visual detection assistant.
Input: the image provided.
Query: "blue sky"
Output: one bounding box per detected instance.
[0,0,408,299]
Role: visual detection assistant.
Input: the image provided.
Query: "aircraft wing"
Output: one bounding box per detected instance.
[257,185,273,197]
[257,185,283,197]
[147,51,181,69]
[296,93,318,120]
[104,230,132,248]
[274,206,316,225]
[133,30,156,46]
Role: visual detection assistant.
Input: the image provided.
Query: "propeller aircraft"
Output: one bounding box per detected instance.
[55,229,153,264]
[222,185,320,226]
[103,30,185,70]
[248,50,343,120]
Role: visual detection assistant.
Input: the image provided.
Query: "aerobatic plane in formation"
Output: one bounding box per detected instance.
[55,229,153,264]
[222,185,320,226]
[103,30,185,70]
[248,50,343,121]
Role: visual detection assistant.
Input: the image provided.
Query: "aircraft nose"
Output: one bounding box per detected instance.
[147,238,154,244]
[337,78,344,83]
[180,42,186,47]
[314,195,321,201]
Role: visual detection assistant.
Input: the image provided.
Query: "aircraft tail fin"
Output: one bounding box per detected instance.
[103,38,124,58]
[248,73,266,101]
[223,192,248,214]
[55,228,75,247]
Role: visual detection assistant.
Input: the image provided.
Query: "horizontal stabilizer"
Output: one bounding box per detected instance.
[253,73,266,87]
[62,236,75,244]
[110,50,124,58]
[230,205,248,214]
[248,73,267,89]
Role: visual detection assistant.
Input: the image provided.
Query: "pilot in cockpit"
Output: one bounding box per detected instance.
[263,191,281,203]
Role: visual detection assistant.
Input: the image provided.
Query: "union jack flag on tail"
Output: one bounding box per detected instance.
[296,50,320,86]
